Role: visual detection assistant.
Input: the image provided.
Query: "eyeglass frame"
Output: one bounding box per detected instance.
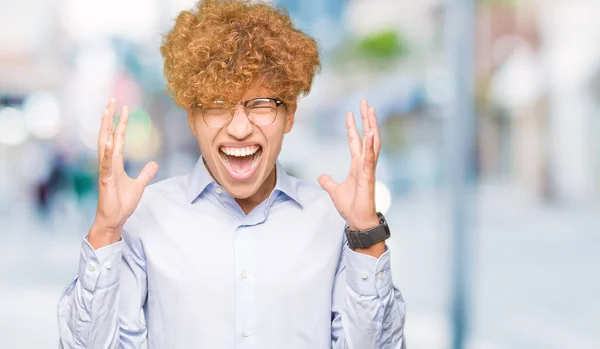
[195,97,287,128]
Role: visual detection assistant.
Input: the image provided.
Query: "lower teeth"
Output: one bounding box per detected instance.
[221,149,262,173]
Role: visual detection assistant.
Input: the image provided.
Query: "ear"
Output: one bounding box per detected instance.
[284,103,296,134]
[187,110,197,136]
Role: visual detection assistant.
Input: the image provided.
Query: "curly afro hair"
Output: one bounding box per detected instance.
[160,0,321,110]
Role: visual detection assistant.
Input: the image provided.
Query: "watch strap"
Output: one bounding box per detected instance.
[345,212,390,249]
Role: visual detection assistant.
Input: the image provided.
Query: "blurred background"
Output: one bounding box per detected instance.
[1,0,599,348]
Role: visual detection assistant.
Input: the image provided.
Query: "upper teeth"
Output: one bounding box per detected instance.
[220,145,260,157]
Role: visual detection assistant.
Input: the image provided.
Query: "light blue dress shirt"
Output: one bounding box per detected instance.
[57,158,406,348]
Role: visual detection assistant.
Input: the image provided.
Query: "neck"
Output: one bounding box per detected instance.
[235,165,277,214]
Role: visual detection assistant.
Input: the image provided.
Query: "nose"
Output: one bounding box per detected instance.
[225,105,253,140]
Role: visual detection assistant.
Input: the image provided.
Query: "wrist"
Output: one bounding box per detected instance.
[348,215,380,231]
[88,221,122,250]
[345,212,390,258]
[354,241,386,258]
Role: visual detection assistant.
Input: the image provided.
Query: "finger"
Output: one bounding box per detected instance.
[346,112,361,158]
[136,161,159,189]
[360,98,370,139]
[113,105,130,160]
[362,131,376,181]
[368,106,381,160]
[99,140,114,181]
[318,174,338,198]
[106,97,116,144]
[98,108,111,163]
[98,98,117,163]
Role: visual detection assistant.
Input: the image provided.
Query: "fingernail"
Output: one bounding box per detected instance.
[110,97,115,104]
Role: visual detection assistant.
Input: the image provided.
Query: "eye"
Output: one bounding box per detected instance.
[246,99,276,108]
[203,108,230,116]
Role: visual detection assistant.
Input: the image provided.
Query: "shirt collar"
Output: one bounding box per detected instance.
[187,156,303,208]
[187,156,216,203]
[272,160,303,208]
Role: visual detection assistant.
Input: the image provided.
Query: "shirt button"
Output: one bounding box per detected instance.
[215,188,223,194]
[378,271,385,279]
[104,261,112,270]
[241,270,248,279]
[383,322,389,329]
[80,313,89,322]
[360,271,368,280]
[88,263,96,272]
[243,330,251,337]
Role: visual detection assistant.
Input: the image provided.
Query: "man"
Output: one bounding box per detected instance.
[57,0,406,348]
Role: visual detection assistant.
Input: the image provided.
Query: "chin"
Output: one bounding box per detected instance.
[221,182,261,199]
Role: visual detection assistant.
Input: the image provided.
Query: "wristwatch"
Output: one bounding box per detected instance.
[344,212,390,250]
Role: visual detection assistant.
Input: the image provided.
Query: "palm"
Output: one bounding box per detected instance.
[327,155,366,218]
[97,171,142,227]
[319,99,381,231]
[95,99,158,230]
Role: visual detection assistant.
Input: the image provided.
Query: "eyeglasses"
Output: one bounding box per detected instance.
[197,97,286,128]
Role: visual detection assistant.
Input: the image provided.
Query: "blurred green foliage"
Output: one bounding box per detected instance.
[355,29,408,61]
[330,29,409,71]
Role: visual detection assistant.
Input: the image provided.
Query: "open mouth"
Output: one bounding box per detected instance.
[218,145,263,180]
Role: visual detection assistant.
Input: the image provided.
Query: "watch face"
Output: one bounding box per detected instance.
[377,212,390,237]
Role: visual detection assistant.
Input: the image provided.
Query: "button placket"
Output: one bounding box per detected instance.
[234,224,257,346]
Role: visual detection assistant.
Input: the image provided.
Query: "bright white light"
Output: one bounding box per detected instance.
[168,0,201,19]
[61,0,159,42]
[0,107,29,146]
[23,92,62,139]
[345,0,425,36]
[375,180,392,215]
[79,126,99,151]
[491,46,543,110]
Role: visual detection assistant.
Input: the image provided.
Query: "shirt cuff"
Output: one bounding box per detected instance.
[345,245,393,298]
[78,235,124,291]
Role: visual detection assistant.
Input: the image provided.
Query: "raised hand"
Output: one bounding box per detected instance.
[318,98,381,235]
[89,98,159,249]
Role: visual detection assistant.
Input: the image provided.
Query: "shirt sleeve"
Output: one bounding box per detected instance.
[57,230,148,349]
[331,241,407,349]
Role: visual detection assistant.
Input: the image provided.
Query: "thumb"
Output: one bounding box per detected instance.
[136,161,159,188]
[318,174,337,198]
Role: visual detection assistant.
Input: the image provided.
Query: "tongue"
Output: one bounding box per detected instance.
[228,155,254,172]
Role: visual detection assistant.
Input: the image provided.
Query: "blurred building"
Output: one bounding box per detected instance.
[476,0,600,202]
